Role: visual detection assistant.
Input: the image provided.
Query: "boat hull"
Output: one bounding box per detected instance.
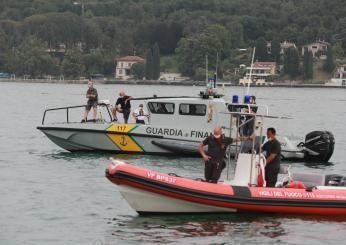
[118,185,237,214]
[106,162,346,215]
[37,123,305,160]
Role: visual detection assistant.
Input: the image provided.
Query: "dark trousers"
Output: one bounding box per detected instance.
[122,109,130,123]
[204,160,224,183]
[136,119,145,124]
[265,164,280,187]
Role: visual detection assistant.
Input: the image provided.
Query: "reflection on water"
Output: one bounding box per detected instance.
[105,213,346,244]
[105,214,287,244]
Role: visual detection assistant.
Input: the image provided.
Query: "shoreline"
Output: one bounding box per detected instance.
[1,78,345,89]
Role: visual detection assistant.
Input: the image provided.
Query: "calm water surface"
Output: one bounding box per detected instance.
[0,82,346,245]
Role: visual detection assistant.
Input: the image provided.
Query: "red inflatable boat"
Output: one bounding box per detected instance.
[106,159,346,215]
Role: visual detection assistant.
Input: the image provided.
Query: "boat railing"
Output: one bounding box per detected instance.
[41,103,113,125]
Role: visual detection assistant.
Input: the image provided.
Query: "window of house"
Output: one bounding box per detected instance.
[119,69,123,74]
[179,104,206,116]
[148,102,175,114]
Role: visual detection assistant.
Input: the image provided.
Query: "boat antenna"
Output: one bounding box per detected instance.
[215,52,218,88]
[246,47,256,95]
[205,55,208,87]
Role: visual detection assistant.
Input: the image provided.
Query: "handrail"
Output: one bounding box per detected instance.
[41,103,112,125]
[131,96,196,101]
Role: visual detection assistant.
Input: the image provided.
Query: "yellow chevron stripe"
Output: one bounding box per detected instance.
[106,124,143,152]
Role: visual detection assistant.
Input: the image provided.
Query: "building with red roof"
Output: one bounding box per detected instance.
[115,56,145,80]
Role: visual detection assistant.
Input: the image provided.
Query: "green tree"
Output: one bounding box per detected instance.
[323,47,335,73]
[271,39,281,63]
[6,36,58,77]
[130,62,145,80]
[83,52,105,77]
[255,37,268,61]
[226,21,244,49]
[145,48,153,80]
[176,32,222,78]
[152,43,160,80]
[302,47,309,78]
[290,48,300,78]
[284,47,300,78]
[332,42,344,60]
[206,24,231,57]
[303,48,313,79]
[61,48,85,79]
[102,52,117,76]
[307,51,313,79]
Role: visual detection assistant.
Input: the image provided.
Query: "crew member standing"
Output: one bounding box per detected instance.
[112,91,133,123]
[82,80,98,122]
[262,127,281,187]
[198,126,249,183]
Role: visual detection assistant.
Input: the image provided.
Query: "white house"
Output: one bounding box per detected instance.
[302,40,330,59]
[245,62,277,79]
[115,56,145,80]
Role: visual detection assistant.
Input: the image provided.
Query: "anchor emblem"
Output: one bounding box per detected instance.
[120,136,128,146]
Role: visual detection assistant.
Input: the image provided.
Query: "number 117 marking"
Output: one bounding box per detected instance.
[117,125,127,132]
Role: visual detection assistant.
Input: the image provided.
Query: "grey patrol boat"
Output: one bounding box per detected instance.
[37,87,334,163]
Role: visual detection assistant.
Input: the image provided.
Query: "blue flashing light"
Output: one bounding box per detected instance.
[232,95,239,103]
[244,95,250,104]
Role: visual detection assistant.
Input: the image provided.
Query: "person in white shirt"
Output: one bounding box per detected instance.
[132,104,149,124]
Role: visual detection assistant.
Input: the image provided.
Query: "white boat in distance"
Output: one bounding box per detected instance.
[37,87,334,163]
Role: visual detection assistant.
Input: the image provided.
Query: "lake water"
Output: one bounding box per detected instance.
[1,82,346,245]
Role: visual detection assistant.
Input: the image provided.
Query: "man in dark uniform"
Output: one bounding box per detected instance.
[198,126,249,183]
[262,127,281,187]
[240,95,259,153]
[82,80,98,122]
[112,91,133,123]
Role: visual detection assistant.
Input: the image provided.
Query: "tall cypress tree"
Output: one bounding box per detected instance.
[290,48,300,78]
[324,47,335,73]
[303,47,309,79]
[145,48,153,80]
[255,37,268,61]
[152,42,160,80]
[271,39,281,63]
[283,48,291,75]
[307,51,313,79]
[284,47,300,78]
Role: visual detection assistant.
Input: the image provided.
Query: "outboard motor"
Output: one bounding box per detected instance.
[302,131,335,162]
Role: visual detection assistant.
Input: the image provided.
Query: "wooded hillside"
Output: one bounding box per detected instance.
[1,0,345,79]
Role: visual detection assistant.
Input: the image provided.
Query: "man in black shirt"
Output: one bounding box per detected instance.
[241,95,257,139]
[262,127,281,187]
[199,126,249,183]
[82,80,98,122]
[112,91,133,123]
